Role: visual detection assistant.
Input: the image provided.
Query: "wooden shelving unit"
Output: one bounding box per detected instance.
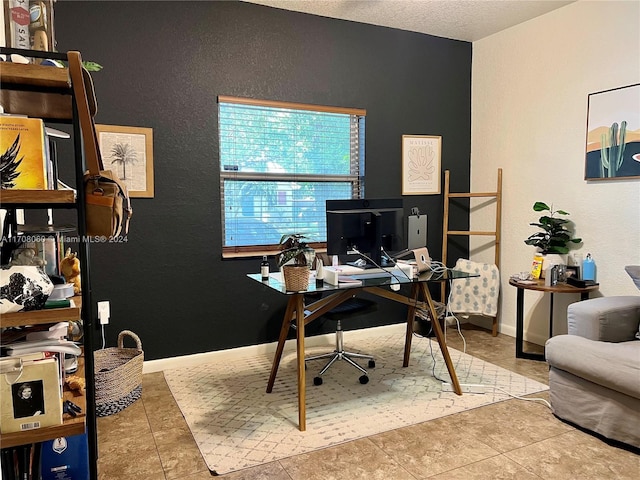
[1,365,87,448]
[0,60,73,121]
[0,49,97,478]
[0,189,76,205]
[1,297,82,328]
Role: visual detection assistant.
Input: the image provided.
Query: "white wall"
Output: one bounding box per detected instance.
[471,0,640,344]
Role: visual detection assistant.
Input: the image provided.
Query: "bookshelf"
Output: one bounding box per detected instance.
[0,48,98,478]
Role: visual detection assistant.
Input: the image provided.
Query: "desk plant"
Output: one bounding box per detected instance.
[278,234,315,291]
[524,202,582,254]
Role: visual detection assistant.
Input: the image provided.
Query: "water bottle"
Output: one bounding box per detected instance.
[261,256,270,281]
[582,253,595,281]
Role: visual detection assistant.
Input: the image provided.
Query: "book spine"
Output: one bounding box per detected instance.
[7,0,30,50]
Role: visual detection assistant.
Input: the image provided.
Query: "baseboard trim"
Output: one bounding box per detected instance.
[143,323,407,374]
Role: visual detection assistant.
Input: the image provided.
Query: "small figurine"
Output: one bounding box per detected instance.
[60,248,81,295]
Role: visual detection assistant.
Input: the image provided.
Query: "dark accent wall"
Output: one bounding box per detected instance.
[54,1,471,361]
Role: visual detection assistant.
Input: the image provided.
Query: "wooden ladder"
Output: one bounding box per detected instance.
[441,168,502,336]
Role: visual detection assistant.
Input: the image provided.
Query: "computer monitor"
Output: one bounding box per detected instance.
[326,198,406,267]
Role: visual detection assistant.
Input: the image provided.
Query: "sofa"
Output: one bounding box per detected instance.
[545,294,640,448]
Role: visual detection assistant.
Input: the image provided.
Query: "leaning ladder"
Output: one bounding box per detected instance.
[441,168,503,336]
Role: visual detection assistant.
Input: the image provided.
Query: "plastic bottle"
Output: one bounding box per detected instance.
[315,258,325,286]
[261,256,270,281]
[582,253,595,281]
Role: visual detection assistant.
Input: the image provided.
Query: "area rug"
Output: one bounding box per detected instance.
[164,331,548,475]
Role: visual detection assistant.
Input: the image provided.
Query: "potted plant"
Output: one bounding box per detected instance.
[277,234,315,291]
[524,202,582,273]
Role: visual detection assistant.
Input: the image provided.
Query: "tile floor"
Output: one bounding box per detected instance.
[96,325,639,479]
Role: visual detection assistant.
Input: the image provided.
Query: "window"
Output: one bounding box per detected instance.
[218,96,366,256]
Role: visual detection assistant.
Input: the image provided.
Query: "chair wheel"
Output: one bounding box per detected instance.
[359,375,369,384]
[313,376,323,386]
[368,360,376,368]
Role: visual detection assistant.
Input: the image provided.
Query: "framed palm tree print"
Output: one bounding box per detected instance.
[95,124,154,197]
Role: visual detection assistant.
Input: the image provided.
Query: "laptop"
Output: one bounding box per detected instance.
[412,247,431,273]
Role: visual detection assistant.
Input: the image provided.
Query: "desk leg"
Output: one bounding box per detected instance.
[515,287,525,358]
[294,294,306,431]
[403,283,419,367]
[266,296,296,393]
[420,283,462,396]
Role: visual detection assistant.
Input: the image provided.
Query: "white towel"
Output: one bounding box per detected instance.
[449,259,500,317]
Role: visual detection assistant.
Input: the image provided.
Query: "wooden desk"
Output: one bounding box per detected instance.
[249,269,475,431]
[509,278,599,361]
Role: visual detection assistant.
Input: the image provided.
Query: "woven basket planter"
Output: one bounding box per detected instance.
[94,330,144,417]
[282,265,310,292]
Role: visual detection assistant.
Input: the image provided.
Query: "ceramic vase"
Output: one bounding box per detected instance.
[0,265,54,313]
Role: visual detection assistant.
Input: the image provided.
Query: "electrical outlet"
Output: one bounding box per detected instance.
[441,382,487,394]
[98,301,110,325]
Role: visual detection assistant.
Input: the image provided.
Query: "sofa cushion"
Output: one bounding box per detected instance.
[626,266,640,340]
[546,335,640,400]
[625,265,640,290]
[567,296,640,342]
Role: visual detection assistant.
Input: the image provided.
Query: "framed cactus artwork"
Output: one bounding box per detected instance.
[584,83,640,181]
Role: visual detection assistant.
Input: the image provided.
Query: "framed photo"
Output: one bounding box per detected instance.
[584,83,640,181]
[402,135,441,195]
[565,265,580,280]
[95,125,154,197]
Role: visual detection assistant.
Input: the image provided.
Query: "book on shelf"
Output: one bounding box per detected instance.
[40,433,91,480]
[5,0,30,50]
[0,338,81,357]
[0,355,63,434]
[0,116,49,190]
[1,443,43,480]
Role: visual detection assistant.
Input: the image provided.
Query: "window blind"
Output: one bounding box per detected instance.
[218,96,366,256]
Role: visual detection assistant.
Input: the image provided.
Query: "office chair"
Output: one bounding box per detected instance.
[305,295,377,385]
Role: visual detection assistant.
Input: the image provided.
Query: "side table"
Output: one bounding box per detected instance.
[509,278,600,361]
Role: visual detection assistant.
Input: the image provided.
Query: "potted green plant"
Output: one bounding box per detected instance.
[525,202,582,275]
[278,234,315,291]
[524,202,582,254]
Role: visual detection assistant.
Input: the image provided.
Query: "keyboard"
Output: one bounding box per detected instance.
[389,249,413,259]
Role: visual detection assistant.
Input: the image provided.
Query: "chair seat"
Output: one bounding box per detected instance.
[324,297,377,320]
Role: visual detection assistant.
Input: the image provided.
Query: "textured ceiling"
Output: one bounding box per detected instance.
[245,0,575,42]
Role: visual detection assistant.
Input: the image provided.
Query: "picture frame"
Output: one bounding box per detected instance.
[565,265,580,280]
[584,83,640,181]
[402,135,441,195]
[95,125,154,198]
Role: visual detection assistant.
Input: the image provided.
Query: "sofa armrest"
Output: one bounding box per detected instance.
[567,296,640,342]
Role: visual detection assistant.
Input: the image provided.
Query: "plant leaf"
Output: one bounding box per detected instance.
[533,202,550,212]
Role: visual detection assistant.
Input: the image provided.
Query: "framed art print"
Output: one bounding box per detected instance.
[95,124,155,197]
[584,83,640,181]
[402,135,441,195]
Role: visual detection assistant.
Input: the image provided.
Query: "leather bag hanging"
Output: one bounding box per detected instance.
[68,51,132,238]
